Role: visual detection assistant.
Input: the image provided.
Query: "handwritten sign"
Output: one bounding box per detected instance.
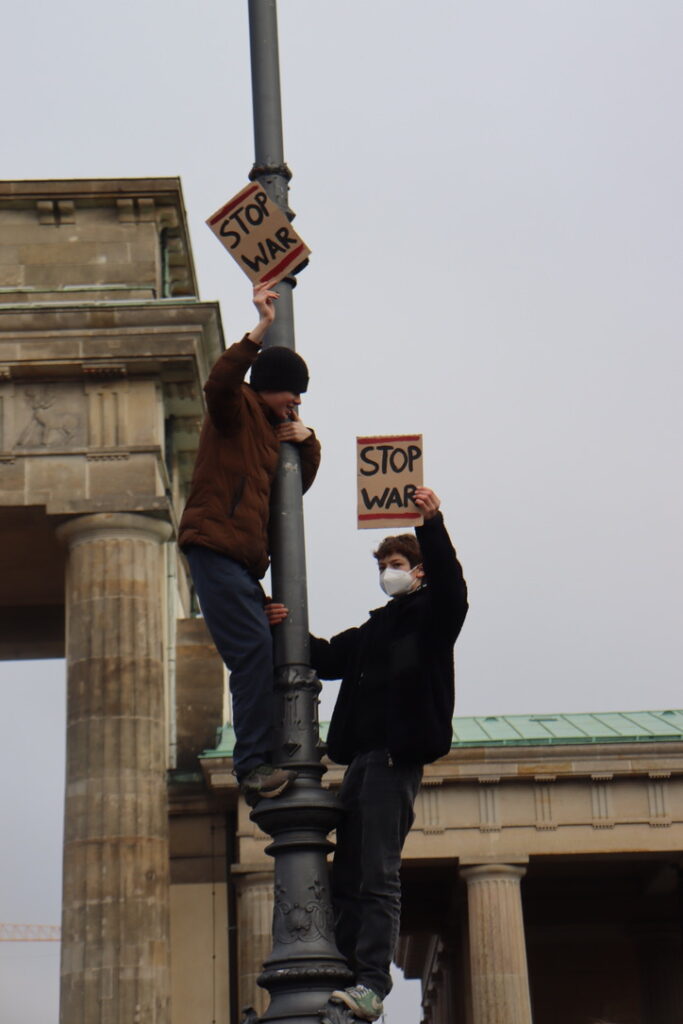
[356,434,424,529]
[206,183,311,288]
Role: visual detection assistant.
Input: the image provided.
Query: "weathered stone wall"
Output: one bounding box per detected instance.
[0,178,196,302]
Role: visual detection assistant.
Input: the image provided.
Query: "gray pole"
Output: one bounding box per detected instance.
[245,2,351,1021]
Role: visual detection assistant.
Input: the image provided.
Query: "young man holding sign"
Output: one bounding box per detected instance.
[267,488,468,1021]
[179,283,320,800]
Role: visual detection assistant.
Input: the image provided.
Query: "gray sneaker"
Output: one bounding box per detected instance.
[240,764,297,801]
[330,985,384,1021]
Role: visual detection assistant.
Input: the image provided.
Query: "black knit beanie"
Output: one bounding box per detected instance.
[250,346,309,394]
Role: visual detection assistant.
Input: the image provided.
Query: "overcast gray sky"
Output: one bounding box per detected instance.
[1,2,682,1022]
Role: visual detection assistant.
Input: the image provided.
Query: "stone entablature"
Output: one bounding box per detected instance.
[0,302,223,514]
[0,178,197,302]
[406,741,683,860]
[202,735,683,866]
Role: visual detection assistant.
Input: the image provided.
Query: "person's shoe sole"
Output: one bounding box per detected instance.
[241,769,297,805]
[329,991,381,1021]
[258,772,295,798]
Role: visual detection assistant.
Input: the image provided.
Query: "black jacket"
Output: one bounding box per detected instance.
[310,513,468,766]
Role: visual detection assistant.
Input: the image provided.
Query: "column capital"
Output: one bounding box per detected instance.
[460,862,528,884]
[56,511,172,546]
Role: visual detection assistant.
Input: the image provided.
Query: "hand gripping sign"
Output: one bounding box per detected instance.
[207,183,311,288]
[356,434,424,529]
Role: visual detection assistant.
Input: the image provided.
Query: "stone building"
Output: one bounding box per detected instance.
[1,178,681,1024]
[201,710,683,1024]
[0,177,222,1023]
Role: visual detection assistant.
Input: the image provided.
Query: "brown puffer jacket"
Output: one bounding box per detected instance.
[178,334,321,579]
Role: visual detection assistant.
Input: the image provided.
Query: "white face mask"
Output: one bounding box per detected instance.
[380,565,420,597]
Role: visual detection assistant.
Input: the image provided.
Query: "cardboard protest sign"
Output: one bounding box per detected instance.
[356,434,424,529]
[206,183,311,288]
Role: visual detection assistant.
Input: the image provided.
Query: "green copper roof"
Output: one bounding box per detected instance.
[204,711,683,759]
[450,710,683,747]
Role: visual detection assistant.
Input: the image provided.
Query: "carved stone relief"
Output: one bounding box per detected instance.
[13,384,86,449]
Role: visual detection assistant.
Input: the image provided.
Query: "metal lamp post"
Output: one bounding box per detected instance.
[245,2,352,1021]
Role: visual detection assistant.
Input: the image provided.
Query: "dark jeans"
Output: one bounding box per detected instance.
[332,749,423,1000]
[184,545,274,780]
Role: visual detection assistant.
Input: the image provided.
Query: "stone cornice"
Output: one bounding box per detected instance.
[0,300,224,379]
[201,741,683,791]
[428,741,683,783]
[0,177,188,200]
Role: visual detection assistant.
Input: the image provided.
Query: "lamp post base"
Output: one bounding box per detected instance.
[247,667,353,1023]
[320,1002,365,1024]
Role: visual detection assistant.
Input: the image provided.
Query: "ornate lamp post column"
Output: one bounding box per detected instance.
[245,2,351,1021]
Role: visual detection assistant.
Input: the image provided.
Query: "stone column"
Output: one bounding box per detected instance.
[57,512,173,1024]
[232,864,275,1018]
[175,617,225,771]
[460,863,533,1024]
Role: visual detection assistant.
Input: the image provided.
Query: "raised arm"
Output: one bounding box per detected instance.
[203,284,279,433]
[414,488,468,642]
[247,283,279,347]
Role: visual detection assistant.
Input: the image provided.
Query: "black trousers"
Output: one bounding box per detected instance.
[332,749,422,999]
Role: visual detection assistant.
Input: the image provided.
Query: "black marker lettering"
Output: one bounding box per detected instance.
[245,202,266,227]
[359,447,380,476]
[241,242,270,273]
[275,226,297,249]
[361,487,390,509]
[219,222,241,249]
[407,445,422,471]
[228,206,248,234]
[266,236,286,259]
[385,486,403,509]
[255,191,270,218]
[389,447,408,473]
[376,445,392,473]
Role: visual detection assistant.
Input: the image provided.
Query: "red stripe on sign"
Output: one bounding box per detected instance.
[358,512,422,521]
[208,184,260,225]
[260,244,306,284]
[357,435,422,444]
